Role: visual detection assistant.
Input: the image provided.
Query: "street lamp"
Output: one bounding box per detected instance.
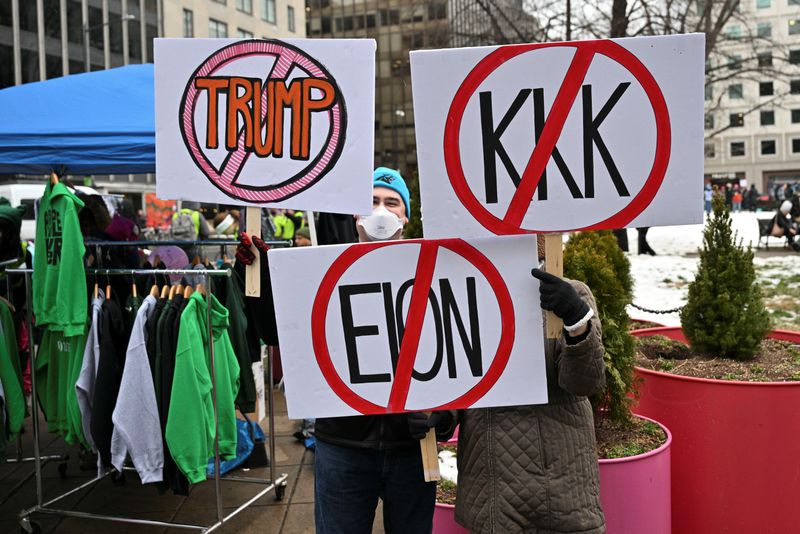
[84,13,136,72]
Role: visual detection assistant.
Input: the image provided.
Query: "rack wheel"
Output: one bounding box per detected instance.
[111,470,126,486]
[20,520,41,534]
[274,484,286,501]
[57,462,68,479]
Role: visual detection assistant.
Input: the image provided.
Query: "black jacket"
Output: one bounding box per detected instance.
[315,412,456,450]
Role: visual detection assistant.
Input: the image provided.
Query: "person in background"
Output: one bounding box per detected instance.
[704,185,713,215]
[771,200,800,252]
[732,187,743,213]
[171,201,211,260]
[314,167,456,534]
[637,227,656,255]
[294,226,311,247]
[270,209,296,241]
[455,237,606,533]
[745,184,759,212]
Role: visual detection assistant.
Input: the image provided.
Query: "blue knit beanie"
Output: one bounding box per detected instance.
[373,167,410,218]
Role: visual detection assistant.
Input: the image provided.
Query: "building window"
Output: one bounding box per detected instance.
[237,0,253,14]
[705,113,715,129]
[727,54,742,70]
[237,28,254,38]
[790,50,800,65]
[757,22,772,38]
[209,19,228,38]
[705,85,713,101]
[726,25,742,39]
[761,140,776,155]
[183,9,194,38]
[729,113,744,127]
[288,6,296,32]
[730,141,746,157]
[792,109,800,123]
[756,0,770,7]
[760,81,774,96]
[793,139,800,153]
[791,80,800,94]
[211,0,226,4]
[758,52,773,67]
[261,0,276,23]
[728,84,743,99]
[760,110,775,125]
[704,143,716,158]
[790,20,800,35]
[790,0,800,5]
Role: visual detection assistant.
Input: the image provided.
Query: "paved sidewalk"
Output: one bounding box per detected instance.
[0,390,345,533]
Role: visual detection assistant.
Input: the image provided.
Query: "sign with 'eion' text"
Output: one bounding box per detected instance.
[155,38,375,214]
[268,235,547,418]
[411,34,705,238]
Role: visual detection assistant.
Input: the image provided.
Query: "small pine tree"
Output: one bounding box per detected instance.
[564,230,636,425]
[680,195,771,360]
[403,171,423,239]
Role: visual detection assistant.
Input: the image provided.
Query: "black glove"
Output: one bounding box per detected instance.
[407,411,453,440]
[531,269,590,327]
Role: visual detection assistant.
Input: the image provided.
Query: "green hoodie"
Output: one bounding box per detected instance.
[33,181,87,337]
[166,292,240,484]
[0,300,24,437]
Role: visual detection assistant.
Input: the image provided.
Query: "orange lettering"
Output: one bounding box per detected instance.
[194,78,228,149]
[226,77,254,151]
[300,79,336,160]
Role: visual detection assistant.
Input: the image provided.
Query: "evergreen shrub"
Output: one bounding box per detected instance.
[680,195,771,360]
[564,230,636,425]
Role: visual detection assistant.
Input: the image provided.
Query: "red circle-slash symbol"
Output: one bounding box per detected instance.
[443,39,671,234]
[310,239,516,415]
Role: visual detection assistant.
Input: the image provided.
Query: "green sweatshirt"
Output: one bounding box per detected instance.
[166,292,240,484]
[33,181,87,337]
[36,329,88,445]
[0,301,24,437]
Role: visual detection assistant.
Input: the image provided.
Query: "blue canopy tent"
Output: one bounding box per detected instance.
[0,64,155,175]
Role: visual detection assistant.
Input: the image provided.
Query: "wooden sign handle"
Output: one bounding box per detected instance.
[545,233,564,339]
[420,428,441,482]
[245,207,261,297]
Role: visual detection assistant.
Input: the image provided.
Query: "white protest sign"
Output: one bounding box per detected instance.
[410,34,705,238]
[155,38,375,215]
[268,235,547,419]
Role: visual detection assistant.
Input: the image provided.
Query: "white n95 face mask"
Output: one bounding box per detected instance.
[358,206,404,241]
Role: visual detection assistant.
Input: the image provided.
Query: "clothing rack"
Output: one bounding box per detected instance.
[9,267,288,534]
[1,259,71,505]
[84,239,291,247]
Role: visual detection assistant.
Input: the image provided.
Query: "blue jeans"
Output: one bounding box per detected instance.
[315,439,436,534]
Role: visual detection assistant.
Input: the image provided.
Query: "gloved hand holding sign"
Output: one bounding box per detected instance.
[531,269,594,336]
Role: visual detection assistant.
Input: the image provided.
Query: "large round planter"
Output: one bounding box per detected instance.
[632,326,800,534]
[598,415,672,534]
[434,417,672,534]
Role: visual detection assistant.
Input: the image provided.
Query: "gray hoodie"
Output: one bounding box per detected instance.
[76,291,104,458]
[110,295,162,483]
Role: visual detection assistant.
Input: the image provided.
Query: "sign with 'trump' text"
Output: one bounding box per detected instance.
[411,34,705,238]
[269,235,547,419]
[155,38,375,214]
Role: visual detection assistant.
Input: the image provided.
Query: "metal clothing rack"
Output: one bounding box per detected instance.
[9,267,288,534]
[1,260,70,505]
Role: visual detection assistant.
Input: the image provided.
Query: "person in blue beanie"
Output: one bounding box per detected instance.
[313,167,456,534]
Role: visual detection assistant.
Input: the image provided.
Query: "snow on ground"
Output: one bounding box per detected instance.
[616,212,799,328]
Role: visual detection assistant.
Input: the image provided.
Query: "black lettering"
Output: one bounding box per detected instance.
[339,284,391,384]
[394,278,444,382]
[440,277,482,378]
[480,89,531,204]
[582,83,631,198]
[533,88,583,201]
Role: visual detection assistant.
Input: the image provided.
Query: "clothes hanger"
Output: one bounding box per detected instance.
[49,171,59,185]
[183,285,193,299]
[160,285,170,299]
[175,284,183,297]
[93,279,99,300]
[105,272,111,300]
[195,283,206,296]
[0,295,16,313]
[131,274,138,299]
[168,285,176,300]
[192,255,201,266]
[150,284,160,298]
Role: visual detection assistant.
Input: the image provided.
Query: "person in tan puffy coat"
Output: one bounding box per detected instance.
[455,240,606,534]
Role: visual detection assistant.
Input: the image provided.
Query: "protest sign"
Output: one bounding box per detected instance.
[269,235,547,419]
[410,34,705,238]
[155,38,375,215]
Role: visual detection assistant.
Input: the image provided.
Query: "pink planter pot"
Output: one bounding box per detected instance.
[433,503,469,534]
[632,327,800,534]
[598,415,672,534]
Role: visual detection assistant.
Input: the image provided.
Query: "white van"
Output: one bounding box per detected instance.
[0,182,105,241]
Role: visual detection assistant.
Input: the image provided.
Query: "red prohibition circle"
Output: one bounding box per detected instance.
[443,39,672,234]
[310,239,516,414]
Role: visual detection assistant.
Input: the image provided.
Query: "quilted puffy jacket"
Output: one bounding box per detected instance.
[455,281,606,534]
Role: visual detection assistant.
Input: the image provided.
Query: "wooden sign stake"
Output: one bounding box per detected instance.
[420,427,441,482]
[245,207,261,297]
[306,210,318,247]
[545,233,564,339]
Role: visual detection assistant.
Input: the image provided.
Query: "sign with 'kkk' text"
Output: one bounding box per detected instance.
[155,38,375,214]
[269,235,547,419]
[411,34,705,238]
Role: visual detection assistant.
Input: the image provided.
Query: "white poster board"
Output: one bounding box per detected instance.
[269,235,547,419]
[410,34,705,238]
[155,38,375,215]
